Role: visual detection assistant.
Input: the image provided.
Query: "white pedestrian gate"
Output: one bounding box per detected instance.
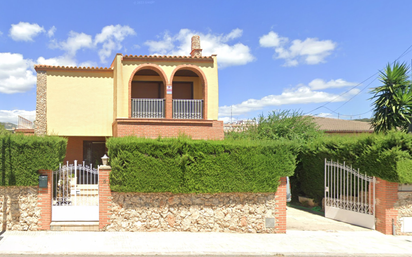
[52,161,99,221]
[324,159,376,229]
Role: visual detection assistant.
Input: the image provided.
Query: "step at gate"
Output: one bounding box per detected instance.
[52,161,99,221]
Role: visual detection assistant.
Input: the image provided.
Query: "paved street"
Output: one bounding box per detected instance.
[0,207,410,256]
[287,206,370,231]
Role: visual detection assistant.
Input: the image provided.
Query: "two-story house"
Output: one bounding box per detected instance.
[34,36,223,165]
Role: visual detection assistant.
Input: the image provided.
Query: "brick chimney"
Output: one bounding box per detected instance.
[190,35,202,57]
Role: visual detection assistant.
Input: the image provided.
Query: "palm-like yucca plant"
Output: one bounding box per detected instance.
[371,62,412,133]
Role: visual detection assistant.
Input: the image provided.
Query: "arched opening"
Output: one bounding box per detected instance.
[130,67,167,118]
[170,67,207,119]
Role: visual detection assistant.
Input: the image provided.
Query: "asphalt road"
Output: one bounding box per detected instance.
[0,207,410,256]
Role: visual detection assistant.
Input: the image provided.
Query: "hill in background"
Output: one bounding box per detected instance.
[0,122,17,130]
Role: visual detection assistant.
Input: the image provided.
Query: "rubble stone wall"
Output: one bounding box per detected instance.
[0,186,40,231]
[35,71,47,135]
[395,190,412,235]
[105,192,281,233]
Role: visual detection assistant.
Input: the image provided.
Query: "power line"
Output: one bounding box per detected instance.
[314,106,372,118]
[305,73,377,114]
[333,77,378,112]
[305,42,412,116]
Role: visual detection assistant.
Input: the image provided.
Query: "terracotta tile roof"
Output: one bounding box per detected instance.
[34,54,215,71]
[122,54,214,61]
[309,116,373,133]
[34,65,113,72]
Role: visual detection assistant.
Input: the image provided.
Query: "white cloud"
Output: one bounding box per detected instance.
[47,26,56,37]
[0,31,3,36]
[36,55,97,68]
[0,53,36,94]
[223,28,243,42]
[219,117,238,124]
[145,32,174,54]
[0,110,35,124]
[260,31,336,66]
[37,25,134,66]
[42,31,94,67]
[78,61,98,67]
[308,79,358,90]
[315,113,334,118]
[94,25,136,63]
[37,55,77,67]
[58,31,93,56]
[259,31,288,47]
[145,28,255,68]
[9,22,45,41]
[218,80,358,118]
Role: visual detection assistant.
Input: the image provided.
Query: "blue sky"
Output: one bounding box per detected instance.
[1,0,412,124]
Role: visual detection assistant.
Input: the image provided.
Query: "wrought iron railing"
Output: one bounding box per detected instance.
[17,115,34,129]
[173,99,203,119]
[131,98,165,118]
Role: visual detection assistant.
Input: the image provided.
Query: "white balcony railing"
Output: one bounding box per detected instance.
[173,99,203,119]
[131,98,165,118]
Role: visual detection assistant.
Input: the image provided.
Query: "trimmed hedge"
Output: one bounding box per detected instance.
[107,137,297,193]
[293,131,412,203]
[0,134,67,186]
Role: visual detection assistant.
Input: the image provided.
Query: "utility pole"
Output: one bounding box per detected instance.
[231,105,233,123]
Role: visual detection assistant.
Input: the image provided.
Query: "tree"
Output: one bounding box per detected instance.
[370,62,412,133]
[0,123,10,135]
[225,110,324,142]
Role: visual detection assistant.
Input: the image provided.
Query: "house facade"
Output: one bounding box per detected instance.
[34,36,223,164]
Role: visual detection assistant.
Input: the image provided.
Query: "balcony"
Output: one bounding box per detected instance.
[173,99,203,119]
[131,98,165,118]
[131,98,203,119]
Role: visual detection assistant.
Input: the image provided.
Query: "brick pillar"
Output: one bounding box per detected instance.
[99,165,112,230]
[275,177,287,233]
[165,86,173,119]
[37,170,52,230]
[375,177,399,235]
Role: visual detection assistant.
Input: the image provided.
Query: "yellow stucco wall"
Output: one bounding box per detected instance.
[46,70,114,136]
[43,55,219,136]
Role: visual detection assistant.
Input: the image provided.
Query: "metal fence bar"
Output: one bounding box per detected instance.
[325,159,375,214]
[373,177,376,215]
[340,162,342,208]
[131,98,165,118]
[74,160,77,206]
[365,173,368,214]
[333,161,336,207]
[350,166,353,211]
[324,159,327,207]
[173,99,203,119]
[346,164,349,209]
[53,161,99,207]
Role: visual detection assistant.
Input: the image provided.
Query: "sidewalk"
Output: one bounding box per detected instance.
[0,230,411,256]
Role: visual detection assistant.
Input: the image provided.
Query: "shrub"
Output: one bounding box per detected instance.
[293,131,412,203]
[225,110,324,143]
[107,137,297,193]
[0,134,67,186]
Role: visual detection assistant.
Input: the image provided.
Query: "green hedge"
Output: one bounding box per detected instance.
[292,131,412,203]
[107,137,297,193]
[0,134,67,186]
